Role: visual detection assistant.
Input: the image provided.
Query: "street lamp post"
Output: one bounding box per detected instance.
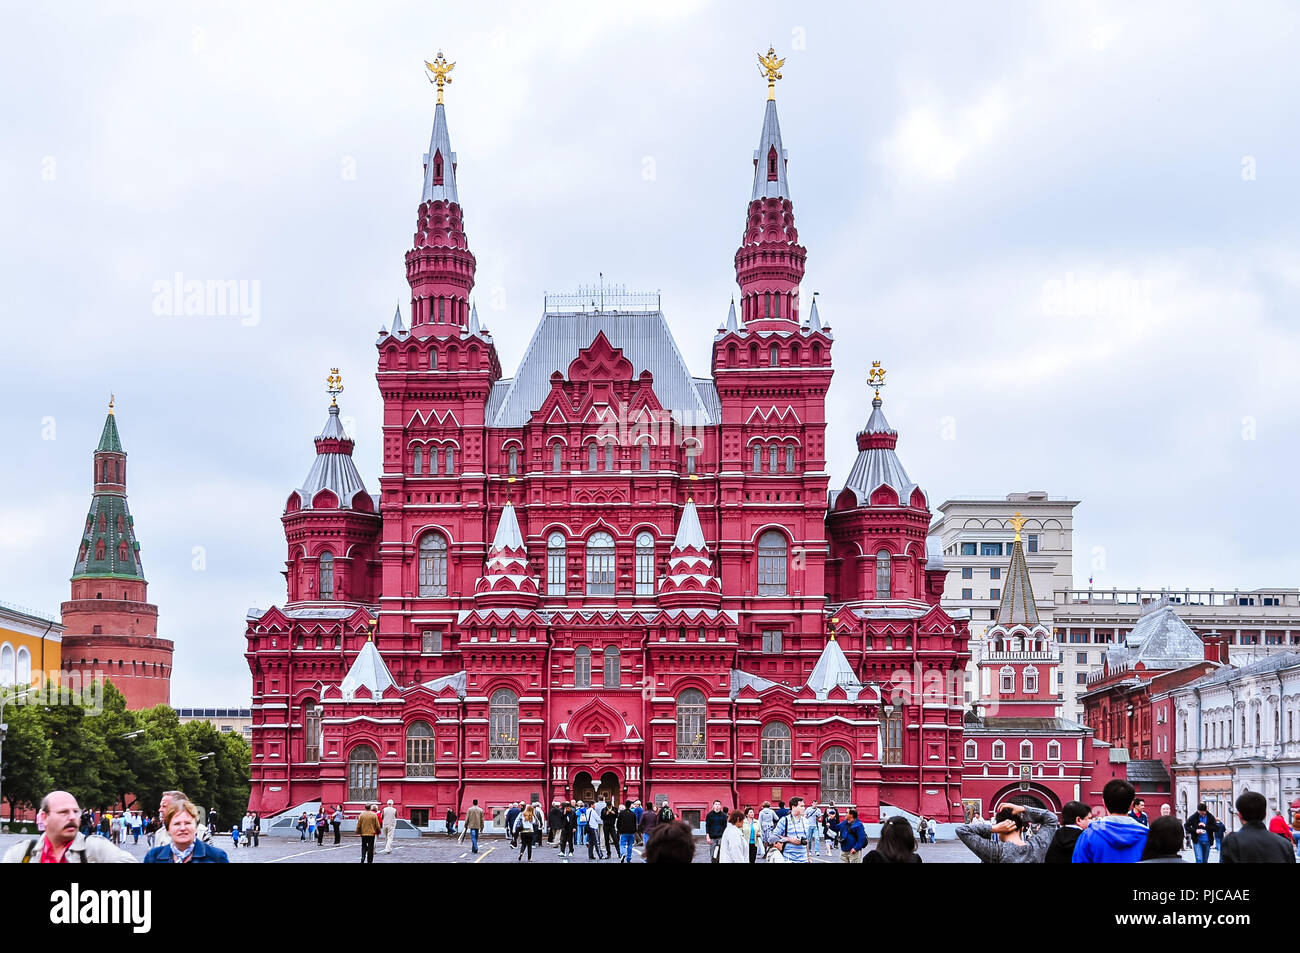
[0,685,39,825]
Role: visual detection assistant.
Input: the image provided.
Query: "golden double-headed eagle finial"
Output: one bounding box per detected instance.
[757,46,785,100]
[1010,512,1027,541]
[326,368,344,407]
[868,361,887,399]
[108,393,115,416]
[425,51,455,105]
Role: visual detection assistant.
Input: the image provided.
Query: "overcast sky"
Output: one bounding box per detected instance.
[2,2,1297,705]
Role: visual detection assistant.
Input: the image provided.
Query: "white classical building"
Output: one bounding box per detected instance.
[1056,589,1300,721]
[1161,653,1300,830]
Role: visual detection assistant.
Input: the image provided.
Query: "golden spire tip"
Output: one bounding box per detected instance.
[757,46,785,101]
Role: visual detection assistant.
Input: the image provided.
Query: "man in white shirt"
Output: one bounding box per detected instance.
[382,799,398,854]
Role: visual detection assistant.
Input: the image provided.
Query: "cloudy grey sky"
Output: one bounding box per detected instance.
[2,2,1297,704]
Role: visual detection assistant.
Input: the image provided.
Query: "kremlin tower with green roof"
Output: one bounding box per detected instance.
[61,398,173,708]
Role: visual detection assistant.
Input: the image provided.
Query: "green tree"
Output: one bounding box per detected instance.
[41,686,116,811]
[2,703,53,821]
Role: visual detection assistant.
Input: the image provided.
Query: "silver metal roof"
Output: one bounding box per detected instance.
[1185,651,1300,690]
[751,98,790,202]
[487,311,717,427]
[421,102,458,204]
[340,639,395,698]
[671,499,707,550]
[413,670,467,697]
[490,501,525,549]
[1109,604,1208,670]
[730,669,780,697]
[842,438,920,508]
[805,638,865,700]
[293,406,372,511]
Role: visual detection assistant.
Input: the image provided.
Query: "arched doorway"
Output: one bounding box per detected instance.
[572,772,595,803]
[990,782,1061,814]
[598,771,620,806]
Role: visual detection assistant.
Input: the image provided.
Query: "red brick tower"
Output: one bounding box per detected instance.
[61,400,173,708]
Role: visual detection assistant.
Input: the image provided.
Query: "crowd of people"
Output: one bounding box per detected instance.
[6,779,1297,865]
[956,780,1297,865]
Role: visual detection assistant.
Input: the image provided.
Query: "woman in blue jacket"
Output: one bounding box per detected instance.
[143,799,230,863]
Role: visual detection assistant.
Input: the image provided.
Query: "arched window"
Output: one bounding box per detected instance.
[769,344,780,366]
[507,447,519,475]
[758,721,792,778]
[965,739,978,761]
[820,746,851,803]
[303,701,321,762]
[347,745,378,801]
[15,647,30,686]
[640,444,650,471]
[575,646,592,688]
[1047,740,1060,760]
[444,447,455,474]
[635,532,655,596]
[406,721,435,777]
[753,446,763,472]
[604,444,614,471]
[1023,666,1039,694]
[588,444,598,472]
[0,644,13,687]
[884,711,903,763]
[318,552,334,600]
[785,445,795,473]
[757,530,788,595]
[685,444,698,475]
[546,532,566,595]
[992,740,1006,760]
[552,444,563,472]
[586,532,615,595]
[430,448,440,474]
[413,447,423,474]
[675,688,706,761]
[603,647,620,687]
[489,689,519,760]
[769,445,779,471]
[418,533,448,596]
[999,665,1014,694]
[875,549,891,599]
[1020,740,1033,761]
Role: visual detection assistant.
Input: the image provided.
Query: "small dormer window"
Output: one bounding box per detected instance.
[432,150,444,186]
[767,146,778,180]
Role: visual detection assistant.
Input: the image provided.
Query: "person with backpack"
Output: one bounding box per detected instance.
[514,805,541,861]
[805,804,823,857]
[771,797,813,863]
[917,816,928,845]
[616,802,639,862]
[559,802,578,861]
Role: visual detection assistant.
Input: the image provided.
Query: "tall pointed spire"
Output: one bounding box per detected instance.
[408,53,476,337]
[390,304,407,336]
[807,295,823,332]
[468,300,482,335]
[658,499,721,608]
[996,515,1040,627]
[840,364,925,509]
[735,48,805,332]
[473,501,540,607]
[75,404,144,581]
[725,298,740,332]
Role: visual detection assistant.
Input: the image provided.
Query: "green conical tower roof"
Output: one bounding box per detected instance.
[74,405,145,582]
[97,407,123,453]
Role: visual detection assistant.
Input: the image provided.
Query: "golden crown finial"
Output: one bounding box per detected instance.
[1010,512,1027,542]
[326,368,344,407]
[425,51,455,105]
[108,393,115,416]
[757,46,785,101]
[868,361,887,399]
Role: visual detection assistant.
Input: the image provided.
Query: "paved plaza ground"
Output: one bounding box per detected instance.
[1,831,1224,864]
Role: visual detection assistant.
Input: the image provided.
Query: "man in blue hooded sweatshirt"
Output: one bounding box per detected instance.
[1072,779,1149,863]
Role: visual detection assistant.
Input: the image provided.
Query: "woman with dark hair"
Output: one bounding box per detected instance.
[864,816,922,863]
[719,810,748,863]
[1139,816,1188,863]
[956,802,1058,863]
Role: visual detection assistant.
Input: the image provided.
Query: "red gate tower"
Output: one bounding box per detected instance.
[61,399,173,708]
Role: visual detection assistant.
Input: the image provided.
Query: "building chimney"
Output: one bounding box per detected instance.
[1202,630,1229,665]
